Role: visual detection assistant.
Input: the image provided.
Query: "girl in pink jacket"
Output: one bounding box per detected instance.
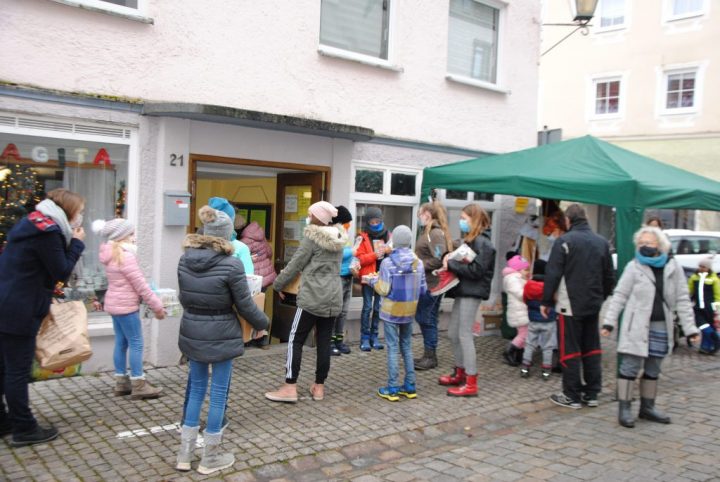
[94,218,165,400]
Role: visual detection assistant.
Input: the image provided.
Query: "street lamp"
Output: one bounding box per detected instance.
[574,0,599,24]
[541,0,599,56]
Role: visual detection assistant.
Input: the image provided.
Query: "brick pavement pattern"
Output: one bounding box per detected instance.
[1,335,718,481]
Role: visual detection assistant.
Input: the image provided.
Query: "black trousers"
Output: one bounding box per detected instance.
[285,309,334,384]
[558,313,602,402]
[0,333,38,434]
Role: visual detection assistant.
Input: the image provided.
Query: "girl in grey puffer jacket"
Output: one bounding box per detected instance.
[265,201,347,404]
[175,206,268,475]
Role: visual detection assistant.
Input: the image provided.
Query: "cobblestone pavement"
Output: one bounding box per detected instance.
[2,335,719,481]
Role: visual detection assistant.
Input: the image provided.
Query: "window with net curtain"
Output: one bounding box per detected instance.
[0,133,129,317]
[672,0,704,16]
[447,0,499,84]
[320,0,391,59]
[599,0,626,28]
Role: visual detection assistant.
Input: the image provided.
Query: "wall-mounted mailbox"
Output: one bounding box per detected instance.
[164,191,191,226]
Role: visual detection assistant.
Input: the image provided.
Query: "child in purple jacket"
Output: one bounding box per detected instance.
[369,225,427,401]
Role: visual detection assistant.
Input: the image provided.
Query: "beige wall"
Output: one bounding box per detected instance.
[540,0,720,139]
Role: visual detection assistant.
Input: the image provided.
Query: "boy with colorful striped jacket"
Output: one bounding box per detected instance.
[368,225,427,401]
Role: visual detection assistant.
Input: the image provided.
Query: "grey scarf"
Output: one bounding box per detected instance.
[36,199,73,247]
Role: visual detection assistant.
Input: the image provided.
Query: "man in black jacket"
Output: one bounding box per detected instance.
[541,204,615,409]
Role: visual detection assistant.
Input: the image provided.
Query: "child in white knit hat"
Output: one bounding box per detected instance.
[93,218,165,400]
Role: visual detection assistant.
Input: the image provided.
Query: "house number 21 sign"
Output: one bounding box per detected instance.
[169,154,184,167]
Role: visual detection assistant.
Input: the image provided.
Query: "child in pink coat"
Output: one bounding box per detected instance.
[502,255,531,366]
[94,218,165,400]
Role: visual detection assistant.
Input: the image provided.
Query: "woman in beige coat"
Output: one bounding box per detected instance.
[602,226,699,428]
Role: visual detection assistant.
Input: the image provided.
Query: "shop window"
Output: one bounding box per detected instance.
[390,172,416,196]
[0,134,129,316]
[320,0,391,60]
[354,169,384,194]
[448,0,501,84]
[351,203,414,297]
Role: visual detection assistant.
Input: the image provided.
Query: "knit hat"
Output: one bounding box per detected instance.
[308,201,337,225]
[92,218,134,241]
[332,205,352,225]
[208,197,235,221]
[365,207,383,223]
[392,225,413,248]
[198,205,234,240]
[507,255,530,272]
[699,256,714,270]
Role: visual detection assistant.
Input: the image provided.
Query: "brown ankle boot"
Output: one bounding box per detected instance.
[114,375,131,396]
[131,378,163,400]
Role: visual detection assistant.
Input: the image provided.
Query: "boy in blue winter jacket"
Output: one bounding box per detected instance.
[368,225,427,401]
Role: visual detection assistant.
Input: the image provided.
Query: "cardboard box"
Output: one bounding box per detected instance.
[238,293,266,343]
[246,274,263,296]
[283,274,301,295]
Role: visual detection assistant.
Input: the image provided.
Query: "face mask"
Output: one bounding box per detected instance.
[71,214,83,229]
[639,245,659,257]
[459,219,470,233]
[305,217,312,226]
[370,222,384,232]
[547,234,556,242]
[418,218,425,228]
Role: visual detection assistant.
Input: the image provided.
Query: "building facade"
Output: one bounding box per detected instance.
[539,0,720,233]
[0,0,541,370]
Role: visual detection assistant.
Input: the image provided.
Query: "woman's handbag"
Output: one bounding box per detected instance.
[35,300,92,370]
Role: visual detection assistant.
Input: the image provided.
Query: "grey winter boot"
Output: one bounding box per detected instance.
[415,348,438,371]
[617,378,635,428]
[638,378,671,424]
[175,425,199,471]
[197,430,235,475]
[113,375,131,396]
[130,378,163,400]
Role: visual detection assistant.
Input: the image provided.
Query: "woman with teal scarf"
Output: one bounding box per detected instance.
[602,226,699,428]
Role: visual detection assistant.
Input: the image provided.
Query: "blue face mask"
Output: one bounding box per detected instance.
[459,219,470,233]
[370,222,384,232]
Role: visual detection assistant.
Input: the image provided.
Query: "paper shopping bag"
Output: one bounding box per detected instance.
[35,300,92,370]
[238,293,266,343]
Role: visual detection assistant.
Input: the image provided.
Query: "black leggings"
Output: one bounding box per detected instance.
[285,309,334,384]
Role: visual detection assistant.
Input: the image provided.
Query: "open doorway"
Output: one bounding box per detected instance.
[189,155,330,344]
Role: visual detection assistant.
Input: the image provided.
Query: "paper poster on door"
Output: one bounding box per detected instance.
[285,194,298,213]
[283,221,303,241]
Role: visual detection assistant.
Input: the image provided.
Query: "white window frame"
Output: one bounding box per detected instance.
[587,74,626,120]
[47,0,152,23]
[317,0,402,72]
[445,0,509,95]
[662,0,709,22]
[656,63,705,116]
[595,0,629,32]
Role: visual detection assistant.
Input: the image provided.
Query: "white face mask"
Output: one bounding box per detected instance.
[547,234,556,242]
[121,242,138,254]
[305,217,312,226]
[71,214,83,229]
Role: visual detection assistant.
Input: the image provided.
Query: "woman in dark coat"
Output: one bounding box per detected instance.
[175,206,268,475]
[0,188,86,447]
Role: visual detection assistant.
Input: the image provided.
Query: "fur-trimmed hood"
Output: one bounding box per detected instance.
[181,234,235,272]
[304,224,347,252]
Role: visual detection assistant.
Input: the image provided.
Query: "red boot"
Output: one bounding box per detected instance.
[438,367,466,386]
[447,374,478,397]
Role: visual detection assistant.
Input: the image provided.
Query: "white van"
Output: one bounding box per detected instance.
[664,229,720,276]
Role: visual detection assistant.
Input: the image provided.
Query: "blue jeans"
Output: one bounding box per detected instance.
[183,359,233,434]
[361,284,381,340]
[414,291,441,350]
[384,322,415,388]
[112,312,144,378]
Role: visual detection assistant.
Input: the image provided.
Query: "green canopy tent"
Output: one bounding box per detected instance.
[420,135,720,273]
